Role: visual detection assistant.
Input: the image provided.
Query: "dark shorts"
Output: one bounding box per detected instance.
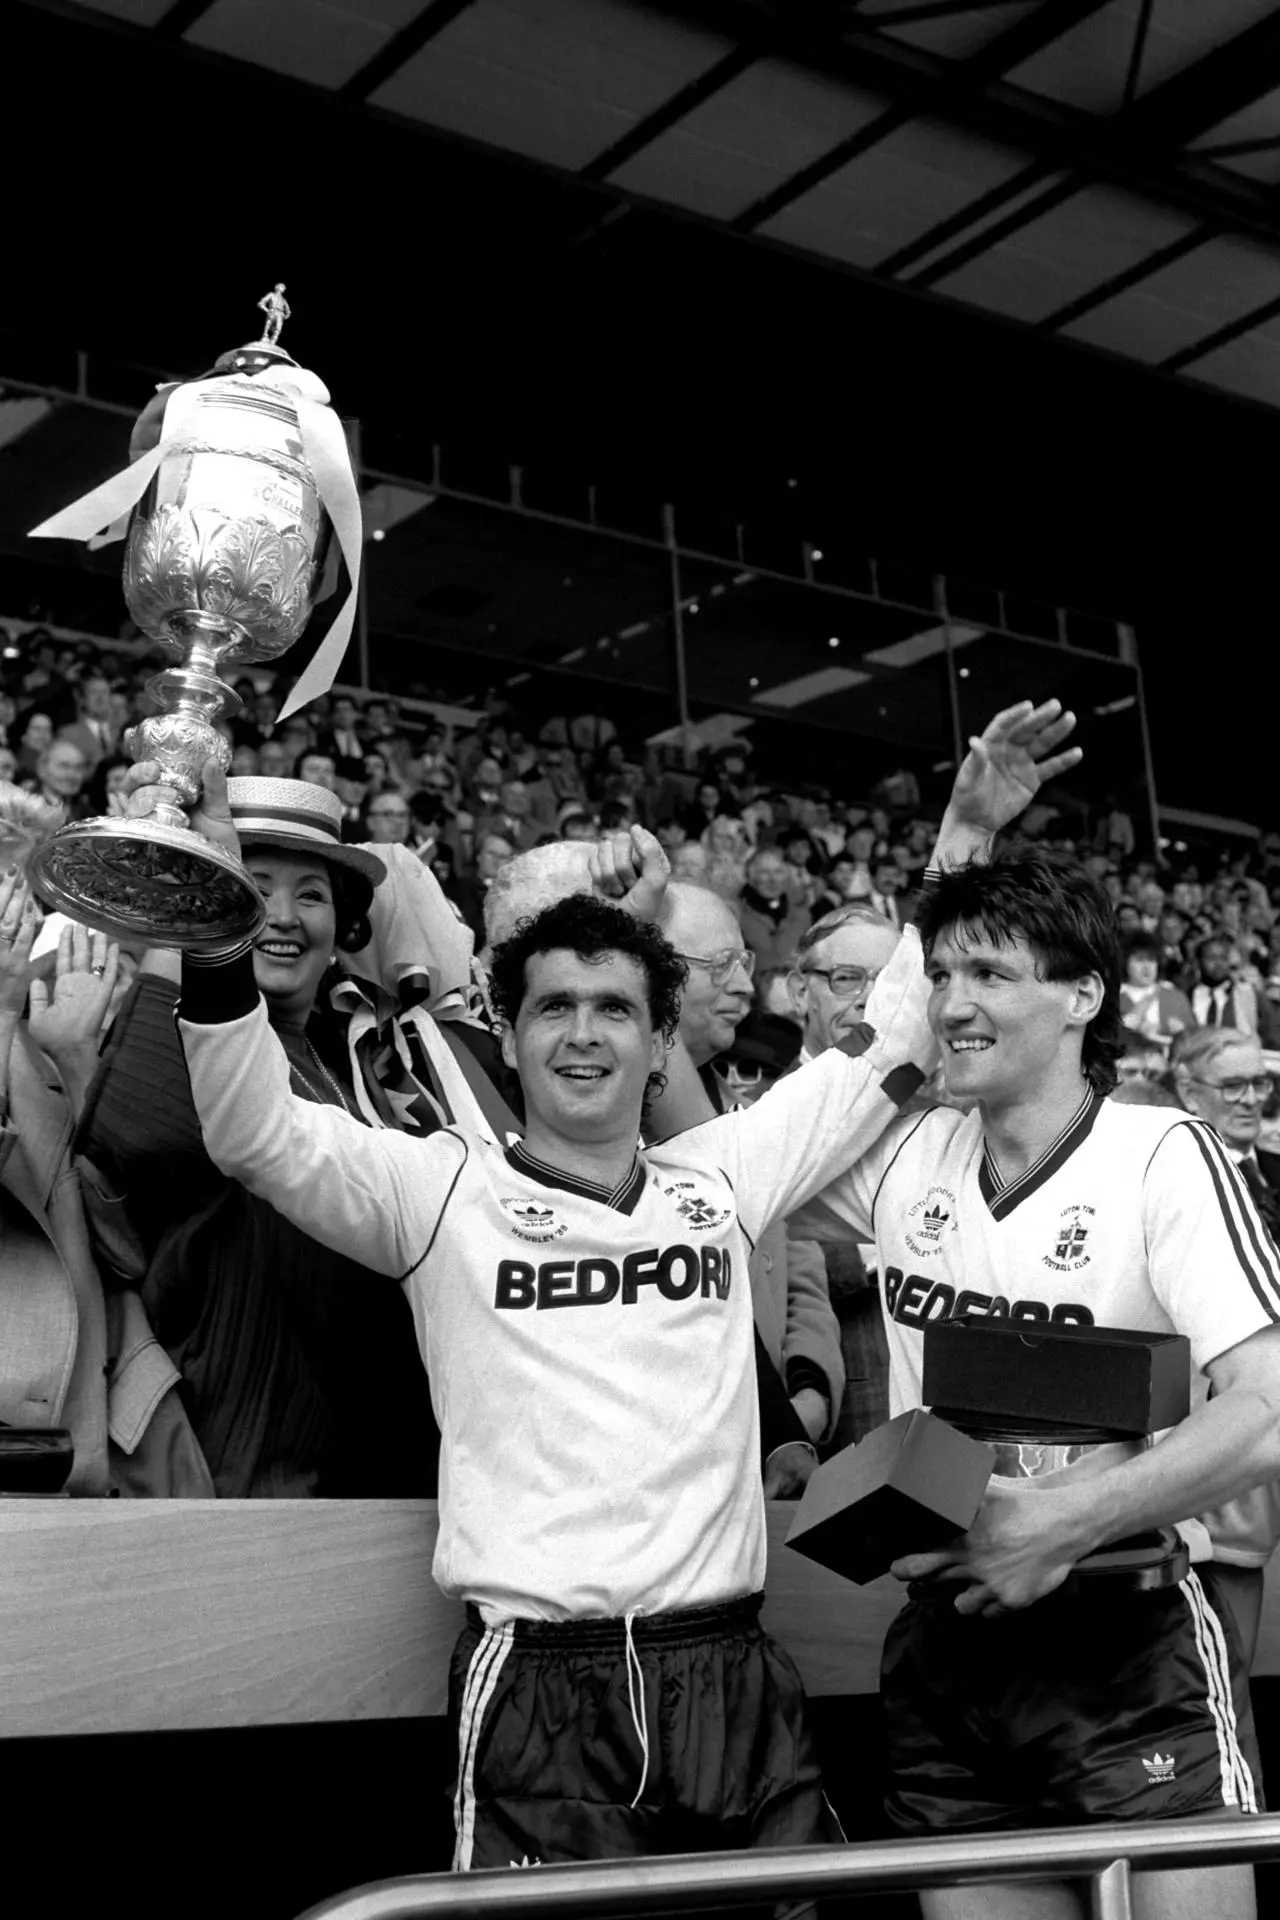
[882,1564,1263,1835]
[448,1592,843,1872]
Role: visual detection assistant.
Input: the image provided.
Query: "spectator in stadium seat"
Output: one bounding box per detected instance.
[654,816,687,858]
[11,710,54,779]
[702,814,752,899]
[658,880,841,1472]
[1191,933,1277,1045]
[559,808,597,842]
[1174,1028,1280,1236]
[464,755,505,820]
[738,846,810,970]
[791,903,902,1446]
[1118,931,1196,1050]
[475,779,543,856]
[812,853,873,921]
[57,672,117,770]
[870,851,907,929]
[0,747,17,786]
[454,830,517,943]
[297,750,337,792]
[258,740,292,780]
[680,779,722,841]
[35,740,89,819]
[319,693,367,777]
[362,790,414,846]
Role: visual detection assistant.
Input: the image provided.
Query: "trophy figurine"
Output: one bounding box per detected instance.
[27,290,361,950]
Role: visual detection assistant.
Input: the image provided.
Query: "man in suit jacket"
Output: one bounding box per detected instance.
[1174,1027,1280,1243]
[318,692,368,778]
[1190,934,1277,1047]
[56,672,116,772]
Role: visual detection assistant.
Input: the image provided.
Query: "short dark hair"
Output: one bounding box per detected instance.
[488,895,687,1050]
[917,840,1124,1095]
[1122,930,1160,964]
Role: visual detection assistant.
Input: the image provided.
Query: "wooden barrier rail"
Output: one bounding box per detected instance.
[0,1500,1275,1738]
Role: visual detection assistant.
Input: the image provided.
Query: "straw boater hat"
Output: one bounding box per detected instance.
[227,777,387,890]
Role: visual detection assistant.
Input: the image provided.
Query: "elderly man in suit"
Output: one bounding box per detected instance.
[1174,1026,1280,1242]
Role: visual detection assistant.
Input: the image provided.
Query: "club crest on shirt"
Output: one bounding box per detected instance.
[662,1181,732,1233]
[905,1186,957,1258]
[499,1197,569,1243]
[1043,1202,1095,1272]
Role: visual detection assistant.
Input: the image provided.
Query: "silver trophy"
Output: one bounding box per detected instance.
[28,289,347,950]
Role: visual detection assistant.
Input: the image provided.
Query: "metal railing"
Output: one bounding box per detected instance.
[296,1814,1280,1920]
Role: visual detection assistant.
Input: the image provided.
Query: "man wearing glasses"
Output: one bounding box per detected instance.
[1173,1028,1279,1241]
[1171,1025,1280,1672]
[790,903,905,1443]
[793,905,903,1065]
[661,881,844,1479]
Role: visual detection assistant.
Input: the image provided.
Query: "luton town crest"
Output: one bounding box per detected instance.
[1043,1202,1095,1273]
[663,1181,731,1232]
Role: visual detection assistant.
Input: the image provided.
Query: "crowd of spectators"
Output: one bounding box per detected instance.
[2,615,1280,1501]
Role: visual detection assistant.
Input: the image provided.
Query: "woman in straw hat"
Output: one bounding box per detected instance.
[74,777,441,1496]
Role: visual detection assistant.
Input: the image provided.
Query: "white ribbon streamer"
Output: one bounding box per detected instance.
[29,361,362,718]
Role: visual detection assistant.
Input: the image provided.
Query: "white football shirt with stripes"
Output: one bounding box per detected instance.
[178,927,934,1622]
[792,1088,1280,1560]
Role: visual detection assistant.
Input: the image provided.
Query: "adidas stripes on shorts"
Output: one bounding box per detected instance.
[448,1592,843,1871]
[882,1563,1263,1834]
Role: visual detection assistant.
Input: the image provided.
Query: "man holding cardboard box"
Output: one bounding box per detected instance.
[795,838,1280,1920]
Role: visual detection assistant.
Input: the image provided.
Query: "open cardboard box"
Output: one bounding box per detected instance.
[785,1409,994,1586]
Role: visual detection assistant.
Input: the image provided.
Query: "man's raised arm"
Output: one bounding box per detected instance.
[120,759,463,1282]
[177,952,461,1280]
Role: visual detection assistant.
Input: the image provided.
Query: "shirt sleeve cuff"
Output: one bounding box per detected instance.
[785,1358,831,1405]
[178,950,260,1025]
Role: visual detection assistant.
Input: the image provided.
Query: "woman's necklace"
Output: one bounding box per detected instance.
[288,1035,355,1116]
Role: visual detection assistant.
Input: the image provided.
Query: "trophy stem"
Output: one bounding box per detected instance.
[126,627,241,817]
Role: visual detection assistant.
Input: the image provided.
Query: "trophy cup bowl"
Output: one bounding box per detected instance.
[28,323,332,950]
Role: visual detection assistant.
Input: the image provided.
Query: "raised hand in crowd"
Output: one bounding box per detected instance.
[28,919,120,1116]
[588,823,670,921]
[0,869,39,1024]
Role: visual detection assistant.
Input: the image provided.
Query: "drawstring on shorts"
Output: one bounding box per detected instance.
[623,1610,650,1809]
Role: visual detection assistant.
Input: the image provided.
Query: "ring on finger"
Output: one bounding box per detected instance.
[91,963,107,977]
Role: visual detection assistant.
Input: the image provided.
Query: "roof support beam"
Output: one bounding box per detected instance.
[340,0,481,103]
[729,0,1111,232]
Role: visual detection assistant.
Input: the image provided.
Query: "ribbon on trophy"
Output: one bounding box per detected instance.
[29,362,362,718]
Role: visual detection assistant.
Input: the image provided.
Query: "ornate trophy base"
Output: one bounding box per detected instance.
[29,816,265,951]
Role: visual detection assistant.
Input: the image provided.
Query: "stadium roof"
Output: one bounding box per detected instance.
[49,0,1280,413]
[6,0,1280,825]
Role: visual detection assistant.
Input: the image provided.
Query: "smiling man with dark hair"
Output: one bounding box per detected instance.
[795,835,1280,1920]
[152,773,938,1882]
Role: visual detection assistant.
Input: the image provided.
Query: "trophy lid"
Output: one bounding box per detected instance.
[213,284,298,376]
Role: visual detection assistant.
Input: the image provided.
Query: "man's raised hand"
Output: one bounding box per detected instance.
[948,698,1081,839]
[588,826,670,923]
